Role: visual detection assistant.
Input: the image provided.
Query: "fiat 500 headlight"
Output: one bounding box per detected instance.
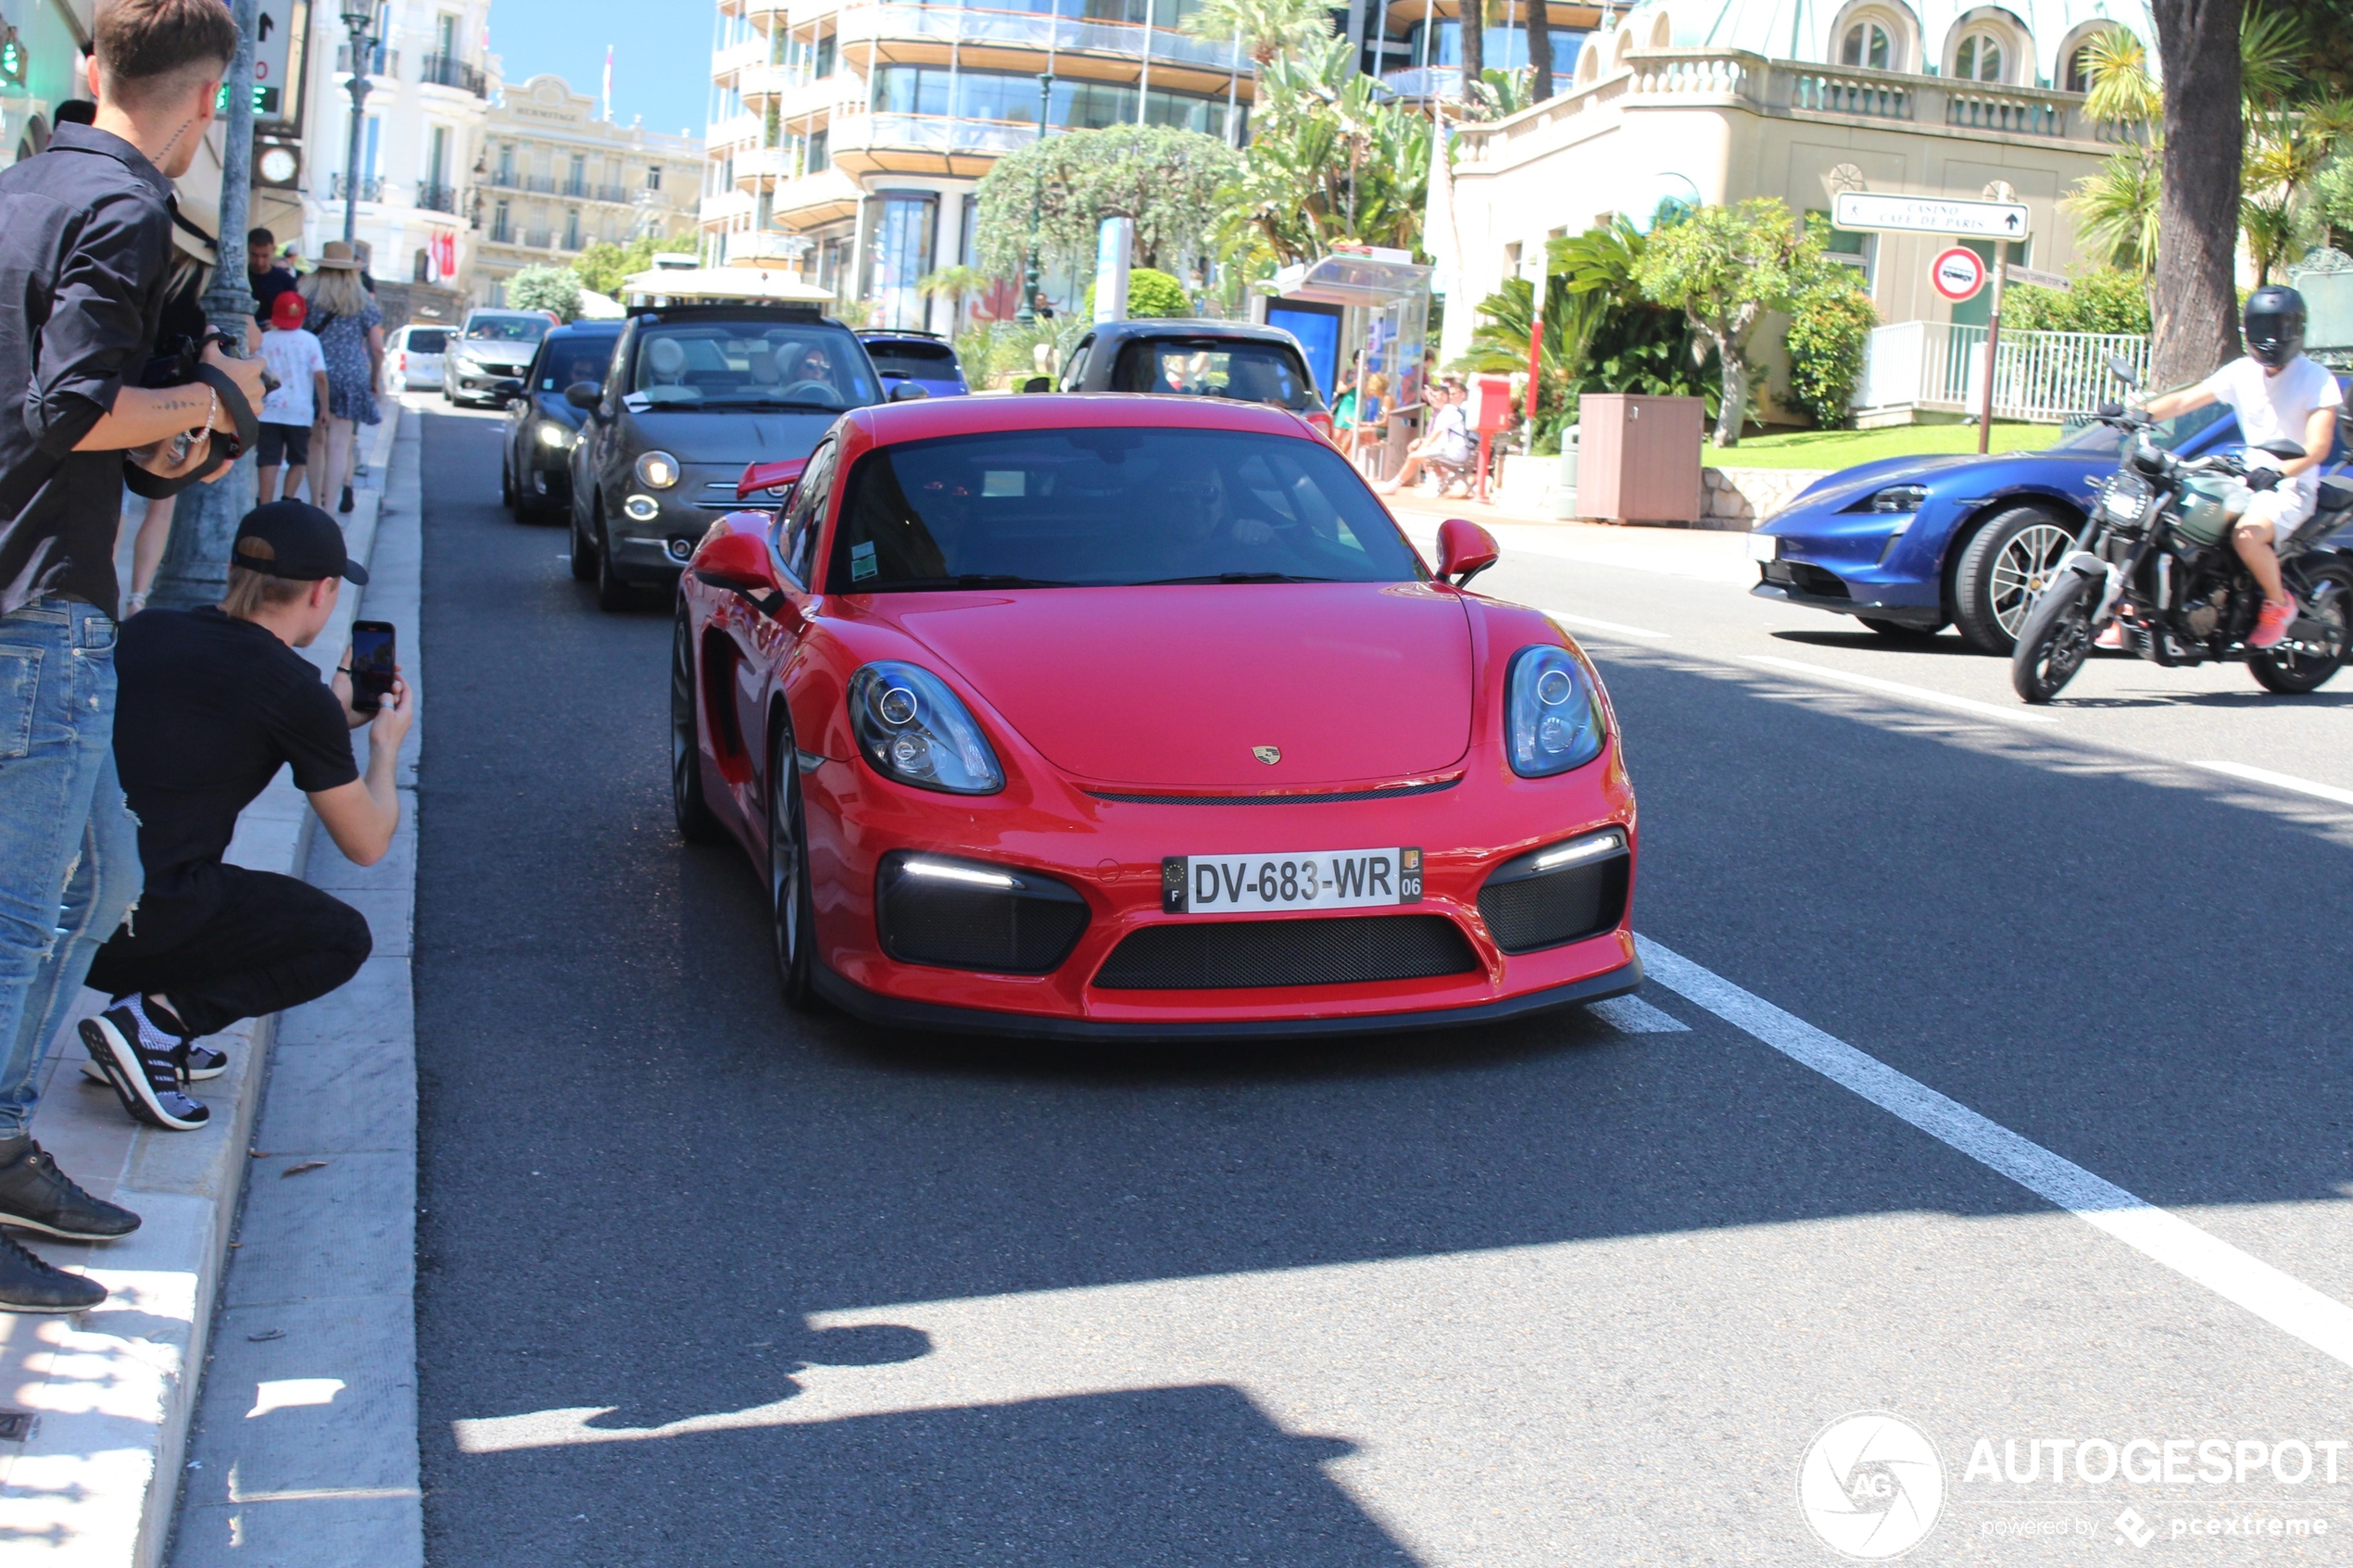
[1505,645,1606,778]
[535,420,573,449]
[635,450,681,488]
[848,662,1004,795]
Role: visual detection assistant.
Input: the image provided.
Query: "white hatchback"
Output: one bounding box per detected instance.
[387,323,451,392]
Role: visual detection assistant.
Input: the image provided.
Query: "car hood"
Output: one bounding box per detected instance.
[883,583,1473,787]
[1787,449,2068,511]
[622,408,842,464]
[454,339,538,365]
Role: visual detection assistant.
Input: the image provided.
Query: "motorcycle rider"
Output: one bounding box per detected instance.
[2135,286,2343,650]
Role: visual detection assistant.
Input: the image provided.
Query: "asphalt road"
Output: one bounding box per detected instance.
[415,406,2353,1565]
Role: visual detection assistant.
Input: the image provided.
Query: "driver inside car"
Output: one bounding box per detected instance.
[2137,286,2344,650]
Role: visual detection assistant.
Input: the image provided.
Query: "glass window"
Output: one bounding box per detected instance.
[1841,21,1892,69]
[825,429,1422,592]
[536,334,617,391]
[1955,32,2003,82]
[2064,44,2094,94]
[1110,339,1321,412]
[776,440,836,586]
[465,315,551,343]
[627,320,880,409]
[2052,403,2233,455]
[405,328,450,354]
[863,340,960,379]
[862,193,937,331]
[1407,21,1586,72]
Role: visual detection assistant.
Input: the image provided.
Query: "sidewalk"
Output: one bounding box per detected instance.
[0,408,404,1566]
[1383,491,1759,586]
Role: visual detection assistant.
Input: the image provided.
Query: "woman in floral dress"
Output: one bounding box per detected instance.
[298,240,384,513]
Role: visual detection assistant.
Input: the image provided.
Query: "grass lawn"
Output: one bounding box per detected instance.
[1697,421,2063,470]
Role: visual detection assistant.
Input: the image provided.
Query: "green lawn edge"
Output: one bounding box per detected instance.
[1697,422,2061,470]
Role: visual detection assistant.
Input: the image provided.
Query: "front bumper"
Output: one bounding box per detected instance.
[1750,502,1953,622]
[448,363,529,398]
[609,463,770,581]
[796,745,1640,1033]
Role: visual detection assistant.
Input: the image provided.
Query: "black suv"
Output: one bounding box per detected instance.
[503,320,622,523]
[565,304,894,610]
[1055,319,1329,436]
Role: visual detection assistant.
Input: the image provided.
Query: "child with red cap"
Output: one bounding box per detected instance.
[257,289,328,505]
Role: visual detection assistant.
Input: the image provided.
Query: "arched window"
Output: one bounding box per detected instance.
[2063,44,2093,92]
[1954,31,2004,82]
[1842,21,1894,69]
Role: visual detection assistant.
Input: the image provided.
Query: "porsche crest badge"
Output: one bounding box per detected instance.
[1252,746,1281,765]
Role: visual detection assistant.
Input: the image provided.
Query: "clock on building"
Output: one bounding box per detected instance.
[256,144,299,186]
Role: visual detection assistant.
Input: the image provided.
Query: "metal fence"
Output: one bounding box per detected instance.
[836,2,1245,71]
[1858,321,2149,423]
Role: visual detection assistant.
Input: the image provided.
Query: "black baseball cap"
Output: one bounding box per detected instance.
[233,501,369,585]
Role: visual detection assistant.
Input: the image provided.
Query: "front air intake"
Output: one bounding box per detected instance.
[875,852,1089,974]
[1476,831,1629,955]
[1093,913,1478,990]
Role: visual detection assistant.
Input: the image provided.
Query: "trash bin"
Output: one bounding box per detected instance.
[1577,395,1704,524]
[1554,424,1579,521]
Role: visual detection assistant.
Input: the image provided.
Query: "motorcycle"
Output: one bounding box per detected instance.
[2011,358,2353,704]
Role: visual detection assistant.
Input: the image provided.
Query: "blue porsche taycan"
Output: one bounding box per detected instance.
[1748,383,2353,654]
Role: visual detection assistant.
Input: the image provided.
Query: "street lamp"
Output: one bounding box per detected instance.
[1015,70,1054,326]
[339,0,376,243]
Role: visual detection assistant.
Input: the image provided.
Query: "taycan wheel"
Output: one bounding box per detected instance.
[1955,506,2077,656]
[766,725,820,1012]
[2251,558,2351,695]
[670,606,723,843]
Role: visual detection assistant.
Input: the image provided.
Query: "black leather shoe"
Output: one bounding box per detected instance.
[80,1009,209,1131]
[0,1138,140,1241]
[0,1230,105,1313]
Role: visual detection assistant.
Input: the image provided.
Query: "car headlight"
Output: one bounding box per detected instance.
[535,420,573,449]
[1855,483,1929,514]
[848,662,1004,796]
[1505,645,1606,779]
[635,450,681,488]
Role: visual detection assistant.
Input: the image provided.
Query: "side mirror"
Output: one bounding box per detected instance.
[2257,439,2308,460]
[1021,375,1052,394]
[736,456,809,504]
[2107,354,2141,389]
[689,528,787,617]
[1435,517,1500,588]
[564,381,600,410]
[888,381,930,402]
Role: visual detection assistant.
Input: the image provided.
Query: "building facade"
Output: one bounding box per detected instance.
[1434,0,2160,412]
[299,0,497,297]
[474,73,701,306]
[701,0,1256,332]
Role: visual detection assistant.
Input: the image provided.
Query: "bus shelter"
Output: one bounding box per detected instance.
[1264,249,1433,478]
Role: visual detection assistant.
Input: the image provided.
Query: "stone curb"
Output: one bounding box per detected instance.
[0,408,403,1567]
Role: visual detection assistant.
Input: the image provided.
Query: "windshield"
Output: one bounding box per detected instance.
[404,328,449,354]
[2050,401,2233,455]
[465,316,550,344]
[1112,339,1320,411]
[826,428,1421,593]
[629,321,879,410]
[538,337,616,393]
[866,341,960,381]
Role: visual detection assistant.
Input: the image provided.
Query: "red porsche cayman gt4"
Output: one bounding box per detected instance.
[673,393,1640,1039]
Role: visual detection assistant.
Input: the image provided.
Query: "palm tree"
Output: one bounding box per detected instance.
[1181,0,1328,67]
[916,265,989,333]
[1526,0,1554,104]
[2079,27,2158,131]
[2066,141,2164,275]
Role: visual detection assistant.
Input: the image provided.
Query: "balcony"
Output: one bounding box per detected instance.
[699,189,757,223]
[738,62,795,102]
[1380,65,1567,103]
[713,38,766,80]
[419,52,488,96]
[834,3,1251,79]
[325,173,384,202]
[1451,46,2125,175]
[560,177,591,198]
[488,220,513,244]
[523,228,554,249]
[825,111,1039,177]
[333,44,397,77]
[732,144,795,189]
[771,166,861,224]
[596,182,633,204]
[416,182,459,213]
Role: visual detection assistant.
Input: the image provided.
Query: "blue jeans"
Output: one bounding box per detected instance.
[0,600,142,1142]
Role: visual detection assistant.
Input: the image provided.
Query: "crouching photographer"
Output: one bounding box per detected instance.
[81,503,409,1131]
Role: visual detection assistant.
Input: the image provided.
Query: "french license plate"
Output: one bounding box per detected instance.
[1162,848,1422,915]
[1746,533,1780,562]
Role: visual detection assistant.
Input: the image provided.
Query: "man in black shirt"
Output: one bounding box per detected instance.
[248,225,297,320]
[82,502,409,1134]
[0,0,263,1315]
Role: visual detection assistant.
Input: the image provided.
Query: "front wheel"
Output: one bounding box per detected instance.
[2251,558,2352,695]
[1955,506,2077,655]
[593,502,634,612]
[2010,570,2100,703]
[671,606,723,843]
[767,726,821,1012]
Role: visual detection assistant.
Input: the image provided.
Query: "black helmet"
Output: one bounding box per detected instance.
[2244,285,2307,369]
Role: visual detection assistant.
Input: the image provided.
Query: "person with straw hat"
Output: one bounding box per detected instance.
[298,240,384,514]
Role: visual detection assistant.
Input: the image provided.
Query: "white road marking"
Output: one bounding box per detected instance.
[2191,760,2353,810]
[1636,934,2353,1372]
[1548,609,1674,643]
[1587,994,1691,1033]
[1747,655,2059,726]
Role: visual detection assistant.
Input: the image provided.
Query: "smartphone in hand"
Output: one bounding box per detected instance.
[349,621,396,714]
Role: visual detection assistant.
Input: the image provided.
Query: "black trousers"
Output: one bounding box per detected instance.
[86,863,372,1038]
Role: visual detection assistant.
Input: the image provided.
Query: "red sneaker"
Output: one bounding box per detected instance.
[2248,596,2298,650]
[2095,621,2123,649]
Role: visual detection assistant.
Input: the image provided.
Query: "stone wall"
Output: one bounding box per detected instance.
[1699,466,1831,531]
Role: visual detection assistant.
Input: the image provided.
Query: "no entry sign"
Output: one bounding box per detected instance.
[1930,245,1986,303]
